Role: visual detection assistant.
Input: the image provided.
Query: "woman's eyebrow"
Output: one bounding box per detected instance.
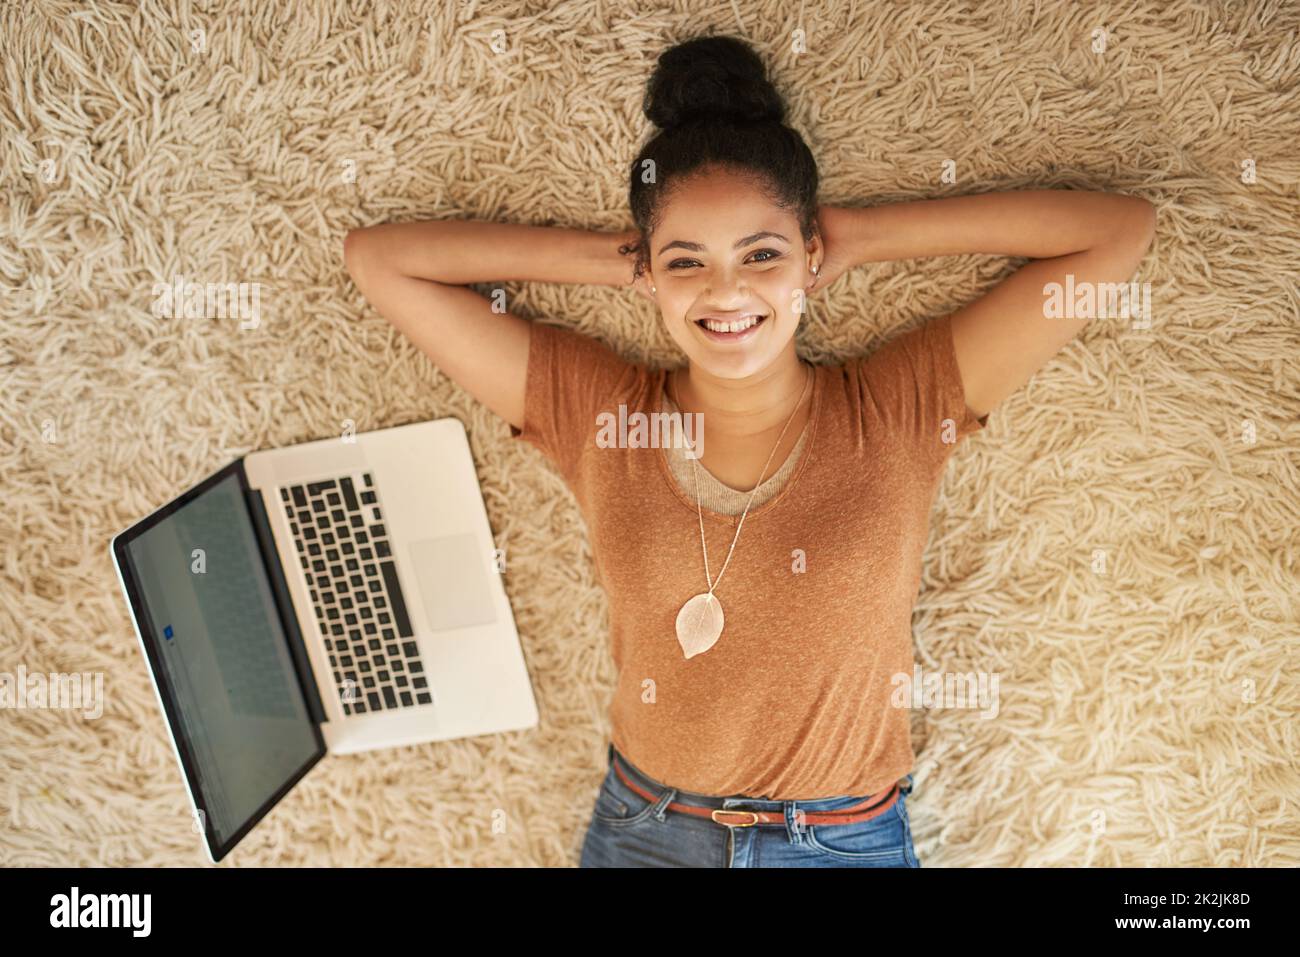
[657,230,790,256]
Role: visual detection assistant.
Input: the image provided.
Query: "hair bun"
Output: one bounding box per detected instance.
[643,35,785,130]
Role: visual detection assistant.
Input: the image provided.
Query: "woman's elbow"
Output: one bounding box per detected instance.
[1131,197,1157,246]
[343,228,368,278]
[344,227,388,293]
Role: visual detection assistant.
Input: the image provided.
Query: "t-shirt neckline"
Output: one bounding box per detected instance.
[654,362,823,525]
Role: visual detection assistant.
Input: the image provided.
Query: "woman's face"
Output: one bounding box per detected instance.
[646,167,819,380]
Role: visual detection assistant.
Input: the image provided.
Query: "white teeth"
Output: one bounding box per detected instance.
[702,315,760,333]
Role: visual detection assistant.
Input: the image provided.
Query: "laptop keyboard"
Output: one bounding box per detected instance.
[278,473,433,714]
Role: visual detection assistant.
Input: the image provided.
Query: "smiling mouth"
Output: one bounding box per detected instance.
[696,314,767,334]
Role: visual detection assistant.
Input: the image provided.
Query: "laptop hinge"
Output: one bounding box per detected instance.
[245,485,329,725]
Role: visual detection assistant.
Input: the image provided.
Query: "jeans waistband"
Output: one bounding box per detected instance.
[608,742,906,812]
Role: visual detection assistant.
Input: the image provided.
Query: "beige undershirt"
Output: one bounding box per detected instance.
[659,383,810,516]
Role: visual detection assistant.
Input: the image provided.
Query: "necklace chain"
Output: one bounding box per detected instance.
[671,361,813,596]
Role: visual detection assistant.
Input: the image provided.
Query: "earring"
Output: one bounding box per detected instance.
[651,285,656,293]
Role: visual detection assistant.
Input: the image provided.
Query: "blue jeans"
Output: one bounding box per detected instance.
[580,743,920,868]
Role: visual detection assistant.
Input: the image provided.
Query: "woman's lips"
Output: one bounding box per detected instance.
[695,314,768,343]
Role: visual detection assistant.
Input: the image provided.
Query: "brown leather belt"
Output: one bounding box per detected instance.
[611,755,903,828]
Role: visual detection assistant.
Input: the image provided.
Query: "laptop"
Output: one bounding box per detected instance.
[109,418,538,863]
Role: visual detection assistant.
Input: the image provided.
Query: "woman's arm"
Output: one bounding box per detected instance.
[348,220,639,287]
[827,189,1151,263]
[344,220,638,432]
[819,190,1157,419]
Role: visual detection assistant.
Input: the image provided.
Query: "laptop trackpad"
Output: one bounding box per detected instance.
[407,534,499,632]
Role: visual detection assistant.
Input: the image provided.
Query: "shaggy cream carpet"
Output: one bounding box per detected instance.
[1,0,1297,867]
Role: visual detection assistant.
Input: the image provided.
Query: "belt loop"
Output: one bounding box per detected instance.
[652,787,677,822]
[785,801,806,845]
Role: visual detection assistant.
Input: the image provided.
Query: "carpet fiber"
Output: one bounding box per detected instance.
[2,0,1297,866]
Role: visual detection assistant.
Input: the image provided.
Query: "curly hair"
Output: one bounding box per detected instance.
[619,35,820,281]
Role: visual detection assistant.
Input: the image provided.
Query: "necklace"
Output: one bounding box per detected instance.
[671,360,813,659]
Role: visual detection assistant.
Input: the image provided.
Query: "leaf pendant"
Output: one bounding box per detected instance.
[675,592,724,659]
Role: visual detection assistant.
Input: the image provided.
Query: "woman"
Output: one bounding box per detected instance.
[343,35,1156,867]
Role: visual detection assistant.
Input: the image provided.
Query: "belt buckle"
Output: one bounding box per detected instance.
[711,808,760,827]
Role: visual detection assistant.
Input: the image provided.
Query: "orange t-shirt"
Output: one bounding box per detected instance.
[510,315,987,799]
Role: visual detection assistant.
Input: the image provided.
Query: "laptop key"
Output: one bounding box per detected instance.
[339,477,358,511]
[379,561,413,636]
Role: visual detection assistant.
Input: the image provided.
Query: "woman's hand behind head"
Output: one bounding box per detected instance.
[810,205,855,295]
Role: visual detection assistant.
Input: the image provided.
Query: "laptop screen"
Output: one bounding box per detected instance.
[115,466,324,859]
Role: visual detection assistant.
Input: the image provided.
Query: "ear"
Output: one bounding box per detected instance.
[632,270,656,303]
[803,229,825,290]
[806,228,824,272]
